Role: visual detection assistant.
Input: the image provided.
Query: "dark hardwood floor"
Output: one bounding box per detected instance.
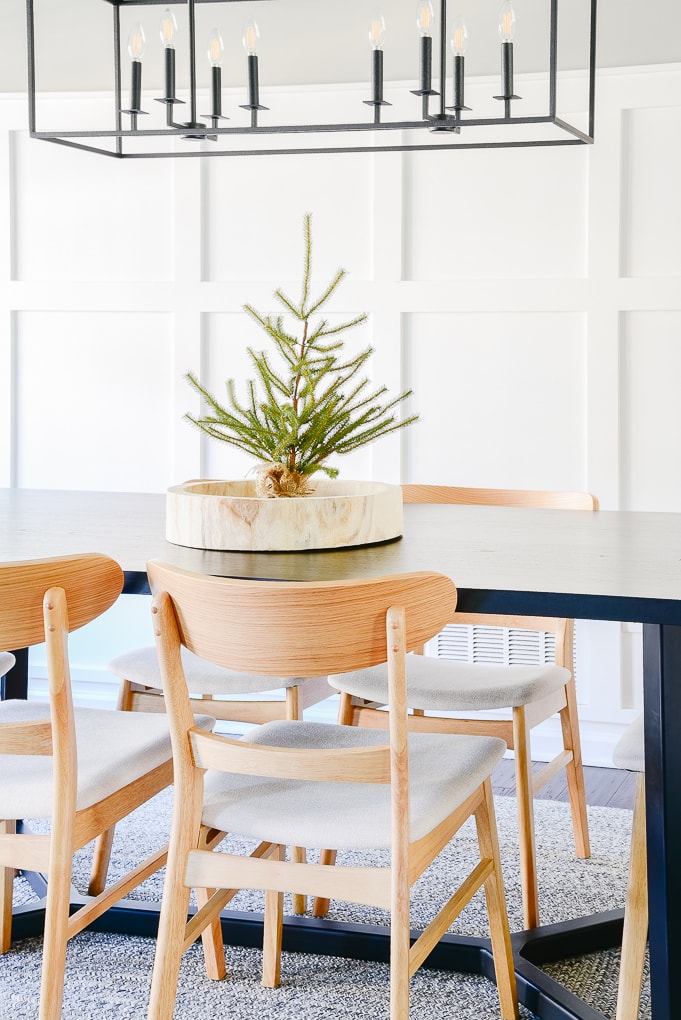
[492,759,637,810]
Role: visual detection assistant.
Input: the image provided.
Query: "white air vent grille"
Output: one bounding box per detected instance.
[434,624,557,666]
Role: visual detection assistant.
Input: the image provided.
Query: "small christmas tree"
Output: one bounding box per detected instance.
[186,214,418,497]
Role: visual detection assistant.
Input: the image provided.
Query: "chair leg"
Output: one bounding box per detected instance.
[389,845,411,1020]
[262,845,284,988]
[148,876,193,1020]
[87,824,116,896]
[560,677,591,859]
[38,835,75,1020]
[117,677,136,712]
[476,778,520,1020]
[196,826,226,981]
[89,678,136,894]
[0,819,15,954]
[337,691,355,726]
[616,773,648,1020]
[148,776,203,1020]
[286,684,308,915]
[312,692,353,918]
[311,849,337,918]
[512,705,540,929]
[290,845,307,915]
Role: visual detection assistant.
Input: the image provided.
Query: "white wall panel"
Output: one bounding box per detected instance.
[405,144,588,280]
[620,310,681,510]
[12,132,174,282]
[15,310,174,491]
[621,106,681,278]
[204,153,374,282]
[405,311,586,488]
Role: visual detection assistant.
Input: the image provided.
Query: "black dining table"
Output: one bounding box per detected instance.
[2,486,681,1020]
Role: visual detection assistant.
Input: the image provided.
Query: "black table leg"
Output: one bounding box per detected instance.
[642,623,681,1020]
[1,647,29,700]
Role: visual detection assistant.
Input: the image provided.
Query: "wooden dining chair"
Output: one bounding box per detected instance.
[104,640,333,915]
[145,560,519,1020]
[0,553,214,1020]
[325,484,597,929]
[613,716,647,1020]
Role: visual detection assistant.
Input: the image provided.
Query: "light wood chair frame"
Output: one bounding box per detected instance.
[145,561,519,1020]
[616,774,648,1020]
[331,484,596,929]
[0,554,175,1020]
[117,671,332,727]
[110,643,333,915]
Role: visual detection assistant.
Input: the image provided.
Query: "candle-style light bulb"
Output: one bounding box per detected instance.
[449,17,471,113]
[365,11,389,114]
[494,1,520,107]
[159,9,177,49]
[368,12,386,50]
[451,17,468,56]
[498,1,516,42]
[208,28,224,67]
[416,0,433,37]
[243,22,259,56]
[205,28,226,124]
[128,23,146,62]
[412,0,437,107]
[239,21,268,120]
[124,23,146,121]
[157,11,181,109]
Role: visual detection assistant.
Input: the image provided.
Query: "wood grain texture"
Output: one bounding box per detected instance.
[402,484,598,511]
[166,479,404,552]
[0,552,122,650]
[147,561,458,677]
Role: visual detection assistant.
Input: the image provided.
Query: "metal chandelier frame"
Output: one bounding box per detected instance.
[26,0,597,159]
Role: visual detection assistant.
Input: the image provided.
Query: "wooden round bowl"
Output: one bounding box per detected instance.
[166,479,403,552]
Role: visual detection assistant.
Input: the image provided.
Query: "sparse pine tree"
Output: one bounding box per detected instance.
[186,214,418,497]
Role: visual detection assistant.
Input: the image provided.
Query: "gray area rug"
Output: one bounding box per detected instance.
[1,793,648,1019]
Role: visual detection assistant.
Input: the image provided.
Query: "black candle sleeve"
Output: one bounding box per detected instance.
[130,60,142,112]
[501,41,514,99]
[211,65,222,117]
[372,48,384,105]
[164,48,176,102]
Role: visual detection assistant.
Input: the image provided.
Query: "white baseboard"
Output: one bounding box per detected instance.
[28,667,119,710]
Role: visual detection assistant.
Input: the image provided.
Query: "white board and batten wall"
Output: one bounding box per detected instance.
[0,62,680,766]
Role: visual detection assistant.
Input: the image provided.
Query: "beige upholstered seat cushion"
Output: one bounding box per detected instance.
[202,720,506,850]
[0,652,15,676]
[329,656,570,711]
[0,700,215,818]
[613,715,644,773]
[108,645,305,695]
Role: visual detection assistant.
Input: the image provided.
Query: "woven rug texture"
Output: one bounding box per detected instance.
[1,791,649,1020]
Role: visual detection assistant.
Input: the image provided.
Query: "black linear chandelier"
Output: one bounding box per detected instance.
[26,0,597,159]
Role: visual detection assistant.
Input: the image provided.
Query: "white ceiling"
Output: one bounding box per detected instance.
[4,0,680,94]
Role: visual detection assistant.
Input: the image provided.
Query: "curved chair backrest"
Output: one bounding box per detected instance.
[0,554,123,762]
[402,484,598,511]
[147,561,457,678]
[0,553,123,651]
